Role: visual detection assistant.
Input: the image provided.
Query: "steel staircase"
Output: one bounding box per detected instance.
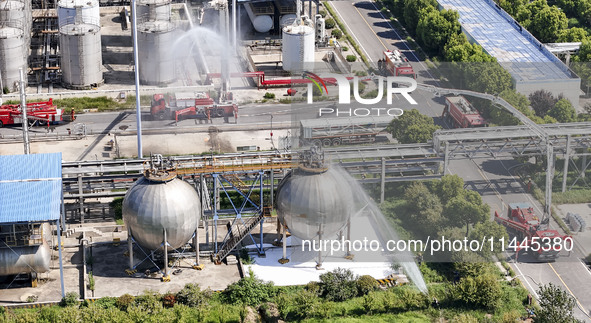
[214,212,265,263]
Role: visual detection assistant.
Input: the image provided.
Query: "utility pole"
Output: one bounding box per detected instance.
[131,0,143,158]
[19,68,30,154]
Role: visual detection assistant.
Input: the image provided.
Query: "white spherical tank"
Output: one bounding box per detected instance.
[252,15,273,33]
[137,20,177,85]
[59,23,103,89]
[282,25,315,72]
[0,25,26,91]
[276,166,354,240]
[280,14,297,27]
[123,171,201,251]
[58,0,100,26]
[137,0,171,22]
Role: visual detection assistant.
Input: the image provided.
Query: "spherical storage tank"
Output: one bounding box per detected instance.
[282,25,315,72]
[280,14,297,27]
[57,0,100,25]
[0,24,27,90]
[138,20,177,85]
[276,163,354,240]
[137,0,171,22]
[59,23,103,89]
[123,170,201,251]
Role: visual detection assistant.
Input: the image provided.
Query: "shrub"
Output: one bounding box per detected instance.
[331,29,343,39]
[176,283,209,307]
[94,297,117,309]
[346,55,357,62]
[324,18,336,29]
[116,293,135,310]
[455,274,501,309]
[88,271,95,291]
[356,275,378,296]
[306,281,322,296]
[223,269,276,306]
[319,267,358,302]
[162,293,176,308]
[341,46,349,51]
[290,290,319,320]
[60,292,79,307]
[263,92,275,99]
[319,9,327,18]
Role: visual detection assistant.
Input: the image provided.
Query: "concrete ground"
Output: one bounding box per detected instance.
[556,203,591,257]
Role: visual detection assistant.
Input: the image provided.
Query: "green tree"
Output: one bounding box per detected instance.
[549,98,577,123]
[324,18,335,29]
[529,89,557,117]
[434,174,465,204]
[404,182,444,235]
[319,267,358,302]
[416,8,460,54]
[469,221,509,259]
[223,269,276,306]
[490,89,534,125]
[403,0,437,33]
[557,27,588,42]
[535,283,582,323]
[462,63,513,94]
[455,273,502,309]
[529,6,568,42]
[443,190,489,235]
[387,109,440,144]
[498,0,529,16]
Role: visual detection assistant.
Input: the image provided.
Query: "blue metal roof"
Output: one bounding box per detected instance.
[0,153,62,223]
[437,0,576,82]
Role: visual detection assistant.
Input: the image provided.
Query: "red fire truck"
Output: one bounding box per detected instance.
[150,92,238,123]
[494,203,572,261]
[0,99,71,127]
[379,50,416,78]
[442,96,487,128]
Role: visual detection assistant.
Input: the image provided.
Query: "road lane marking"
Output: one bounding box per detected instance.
[351,4,389,51]
[512,262,539,299]
[548,262,588,315]
[330,4,374,68]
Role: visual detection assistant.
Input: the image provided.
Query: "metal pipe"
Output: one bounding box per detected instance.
[194,229,199,266]
[57,218,65,298]
[131,0,143,158]
[128,229,134,270]
[562,135,571,193]
[19,68,29,154]
[163,229,168,277]
[380,157,385,204]
[232,0,237,51]
[282,224,287,260]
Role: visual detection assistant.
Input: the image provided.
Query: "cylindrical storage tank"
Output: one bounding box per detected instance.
[57,0,100,26]
[0,1,26,27]
[282,25,315,72]
[252,15,273,33]
[276,166,354,240]
[280,14,297,27]
[137,20,176,85]
[122,171,201,251]
[0,243,51,276]
[137,0,171,22]
[59,23,103,89]
[0,25,26,91]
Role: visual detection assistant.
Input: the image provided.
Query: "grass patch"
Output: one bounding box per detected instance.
[5,96,153,113]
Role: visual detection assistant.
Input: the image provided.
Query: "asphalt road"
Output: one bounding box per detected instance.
[329,0,591,320]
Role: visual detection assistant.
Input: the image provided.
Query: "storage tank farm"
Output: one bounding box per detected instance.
[276,147,355,268]
[0,0,30,91]
[58,0,104,89]
[122,156,201,280]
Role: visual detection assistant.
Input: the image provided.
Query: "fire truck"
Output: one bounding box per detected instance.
[0,99,70,128]
[494,203,572,261]
[150,92,238,123]
[379,50,416,79]
[442,96,487,128]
